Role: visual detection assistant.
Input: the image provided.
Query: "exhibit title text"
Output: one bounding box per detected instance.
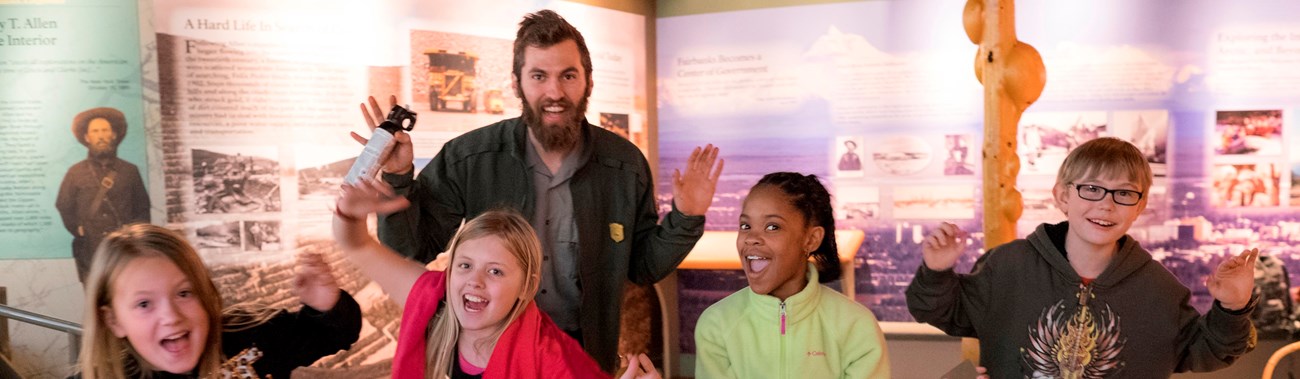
[0,17,60,47]
[675,54,768,77]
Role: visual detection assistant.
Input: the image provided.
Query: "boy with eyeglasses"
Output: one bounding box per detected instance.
[906,137,1259,378]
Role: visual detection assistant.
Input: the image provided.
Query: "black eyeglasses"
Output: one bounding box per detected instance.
[1072,183,1144,206]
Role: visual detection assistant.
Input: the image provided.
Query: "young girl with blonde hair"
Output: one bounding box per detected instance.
[334,179,659,379]
[77,224,361,378]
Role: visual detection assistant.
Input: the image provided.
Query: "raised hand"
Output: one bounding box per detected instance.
[921,222,969,271]
[1207,248,1260,311]
[293,252,340,312]
[335,178,411,221]
[617,353,661,379]
[352,95,415,175]
[671,144,724,216]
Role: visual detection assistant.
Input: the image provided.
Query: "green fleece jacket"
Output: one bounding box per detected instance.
[378,117,705,372]
[906,222,1257,378]
[695,264,890,379]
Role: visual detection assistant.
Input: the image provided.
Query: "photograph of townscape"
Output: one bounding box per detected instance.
[659,119,1300,352]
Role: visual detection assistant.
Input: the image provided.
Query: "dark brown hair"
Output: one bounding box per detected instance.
[512,10,593,86]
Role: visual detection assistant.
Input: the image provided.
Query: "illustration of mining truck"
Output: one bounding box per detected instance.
[425,49,477,112]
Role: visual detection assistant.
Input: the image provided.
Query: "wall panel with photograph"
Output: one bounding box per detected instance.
[144,0,649,374]
[657,0,1300,354]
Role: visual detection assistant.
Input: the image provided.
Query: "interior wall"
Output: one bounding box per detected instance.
[3,1,1289,379]
[0,261,83,379]
[650,1,1293,378]
[0,0,159,376]
[658,0,858,17]
[572,0,658,174]
[0,2,657,379]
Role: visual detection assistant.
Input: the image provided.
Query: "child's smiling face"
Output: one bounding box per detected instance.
[104,255,210,374]
[737,185,822,300]
[449,236,527,335]
[1055,175,1148,254]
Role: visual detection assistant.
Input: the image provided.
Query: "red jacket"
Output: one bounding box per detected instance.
[393,270,608,379]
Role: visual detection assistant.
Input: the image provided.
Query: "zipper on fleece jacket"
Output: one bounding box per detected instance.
[779,301,787,335]
[780,300,788,378]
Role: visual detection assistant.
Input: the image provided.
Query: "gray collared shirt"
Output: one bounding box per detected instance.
[524,139,586,332]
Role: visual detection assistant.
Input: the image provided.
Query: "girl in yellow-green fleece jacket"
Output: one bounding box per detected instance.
[695,172,889,379]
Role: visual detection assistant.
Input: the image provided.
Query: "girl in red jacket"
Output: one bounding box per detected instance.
[334,179,659,379]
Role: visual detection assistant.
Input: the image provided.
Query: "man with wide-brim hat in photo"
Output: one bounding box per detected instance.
[55,107,150,284]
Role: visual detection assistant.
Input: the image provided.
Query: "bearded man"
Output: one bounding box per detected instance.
[352,10,723,371]
[56,107,150,283]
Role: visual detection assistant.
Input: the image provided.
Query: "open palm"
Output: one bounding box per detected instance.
[336,179,410,220]
[1206,248,1259,311]
[671,144,724,216]
[352,95,415,175]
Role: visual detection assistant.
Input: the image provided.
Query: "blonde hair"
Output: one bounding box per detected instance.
[1055,137,1153,193]
[79,224,225,379]
[425,210,542,378]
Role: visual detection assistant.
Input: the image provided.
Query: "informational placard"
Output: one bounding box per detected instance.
[659,0,1300,350]
[153,0,646,253]
[0,0,150,260]
[152,0,646,372]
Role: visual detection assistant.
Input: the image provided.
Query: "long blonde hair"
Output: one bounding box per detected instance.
[79,224,225,379]
[425,210,542,378]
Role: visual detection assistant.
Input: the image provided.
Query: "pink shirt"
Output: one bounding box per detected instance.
[459,353,486,375]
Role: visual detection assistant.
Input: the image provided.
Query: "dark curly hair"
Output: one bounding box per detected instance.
[753,172,842,283]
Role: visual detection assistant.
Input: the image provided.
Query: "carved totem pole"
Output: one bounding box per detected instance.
[963,0,1046,362]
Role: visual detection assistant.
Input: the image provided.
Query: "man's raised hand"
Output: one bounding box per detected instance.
[352,95,415,175]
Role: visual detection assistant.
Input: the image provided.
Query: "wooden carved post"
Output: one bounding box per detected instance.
[962,0,1046,364]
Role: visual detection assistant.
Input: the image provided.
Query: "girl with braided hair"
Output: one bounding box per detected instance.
[694,172,889,379]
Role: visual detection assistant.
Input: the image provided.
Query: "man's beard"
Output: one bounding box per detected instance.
[89,141,117,159]
[522,95,588,152]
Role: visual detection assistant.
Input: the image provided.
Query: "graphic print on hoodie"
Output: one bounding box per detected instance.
[1021,284,1126,378]
[907,221,1257,378]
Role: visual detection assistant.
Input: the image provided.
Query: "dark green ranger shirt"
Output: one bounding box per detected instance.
[380,117,705,372]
